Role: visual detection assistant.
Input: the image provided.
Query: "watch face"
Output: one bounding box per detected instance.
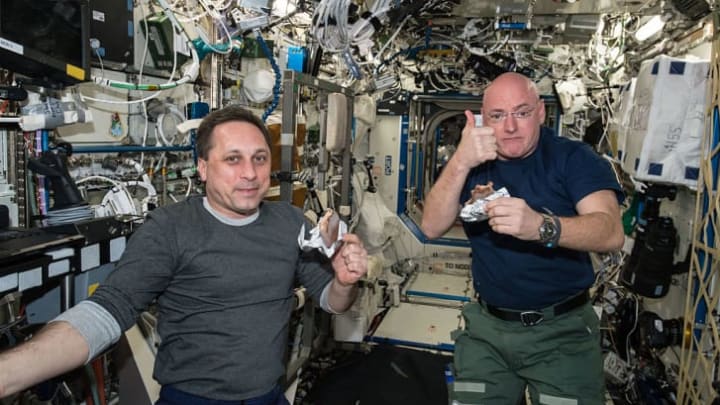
[539,216,557,242]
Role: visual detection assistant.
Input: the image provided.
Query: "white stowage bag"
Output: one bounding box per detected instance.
[333,255,384,342]
[613,78,636,167]
[623,54,709,189]
[354,191,400,254]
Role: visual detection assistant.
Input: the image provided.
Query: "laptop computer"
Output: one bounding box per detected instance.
[0,205,85,261]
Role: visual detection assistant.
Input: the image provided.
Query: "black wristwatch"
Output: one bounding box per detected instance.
[538,214,561,248]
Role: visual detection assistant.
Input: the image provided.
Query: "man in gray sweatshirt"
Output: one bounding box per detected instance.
[0,106,368,405]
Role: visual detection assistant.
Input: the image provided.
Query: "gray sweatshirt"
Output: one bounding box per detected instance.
[84,196,334,400]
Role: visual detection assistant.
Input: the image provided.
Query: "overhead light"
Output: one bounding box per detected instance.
[635,15,666,42]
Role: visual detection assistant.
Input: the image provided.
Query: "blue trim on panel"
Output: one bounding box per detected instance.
[427,125,442,199]
[41,130,50,210]
[73,145,193,153]
[651,62,659,75]
[685,166,699,180]
[712,107,719,190]
[410,138,418,202]
[365,336,455,352]
[400,212,426,242]
[406,290,471,302]
[399,213,471,247]
[397,115,409,214]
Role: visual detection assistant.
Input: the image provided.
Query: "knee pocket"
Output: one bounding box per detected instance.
[451,334,490,404]
[453,332,486,379]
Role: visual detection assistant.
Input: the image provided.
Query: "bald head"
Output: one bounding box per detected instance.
[485,72,540,101]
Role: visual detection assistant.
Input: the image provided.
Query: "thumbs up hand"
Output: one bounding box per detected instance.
[452,110,497,170]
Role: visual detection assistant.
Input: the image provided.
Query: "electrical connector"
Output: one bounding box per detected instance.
[603,351,629,384]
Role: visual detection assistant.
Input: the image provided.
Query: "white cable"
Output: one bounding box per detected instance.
[80,91,163,105]
[76,175,124,188]
[96,48,106,81]
[156,105,187,146]
[124,158,152,185]
[313,0,352,53]
[185,177,193,197]
[197,0,234,52]
[349,0,391,46]
[77,175,137,217]
[153,154,167,174]
[195,22,233,55]
[624,295,639,367]
[464,33,510,56]
[124,180,158,215]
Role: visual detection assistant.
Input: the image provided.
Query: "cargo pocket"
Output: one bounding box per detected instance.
[451,331,488,404]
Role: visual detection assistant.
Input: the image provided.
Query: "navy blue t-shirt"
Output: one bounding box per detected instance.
[460,128,624,309]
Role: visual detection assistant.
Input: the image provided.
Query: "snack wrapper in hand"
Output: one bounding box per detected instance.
[298,209,348,257]
[459,187,510,222]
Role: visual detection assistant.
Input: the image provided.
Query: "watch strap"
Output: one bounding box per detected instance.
[544,214,561,248]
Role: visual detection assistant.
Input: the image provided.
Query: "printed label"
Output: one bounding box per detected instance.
[0,37,23,55]
[93,10,106,22]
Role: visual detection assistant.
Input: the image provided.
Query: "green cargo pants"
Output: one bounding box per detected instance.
[449,301,604,405]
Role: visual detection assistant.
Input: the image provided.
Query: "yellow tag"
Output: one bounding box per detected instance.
[88,282,100,296]
[66,64,86,81]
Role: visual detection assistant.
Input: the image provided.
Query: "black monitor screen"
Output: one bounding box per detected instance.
[0,0,89,85]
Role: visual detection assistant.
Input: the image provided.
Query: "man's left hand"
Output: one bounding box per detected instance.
[331,233,368,286]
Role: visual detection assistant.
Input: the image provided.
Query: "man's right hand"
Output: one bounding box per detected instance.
[453,110,497,170]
